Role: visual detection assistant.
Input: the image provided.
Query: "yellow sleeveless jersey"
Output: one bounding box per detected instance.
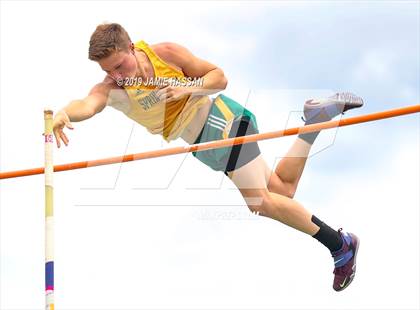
[110,40,209,142]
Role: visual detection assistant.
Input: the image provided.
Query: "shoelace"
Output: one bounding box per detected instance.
[338,92,363,105]
[333,262,348,276]
[333,228,353,276]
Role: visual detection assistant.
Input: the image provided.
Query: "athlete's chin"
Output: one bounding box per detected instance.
[125,70,138,79]
[122,74,134,80]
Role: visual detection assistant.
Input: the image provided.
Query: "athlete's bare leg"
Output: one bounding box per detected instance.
[267,138,312,198]
[226,154,318,235]
[225,90,365,291]
[267,92,364,197]
[226,138,360,292]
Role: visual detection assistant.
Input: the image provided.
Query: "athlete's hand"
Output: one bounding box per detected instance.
[155,84,191,103]
[53,110,74,148]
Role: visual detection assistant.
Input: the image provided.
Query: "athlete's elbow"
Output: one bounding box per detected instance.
[220,75,228,90]
[93,103,106,115]
[83,104,96,118]
[81,103,98,119]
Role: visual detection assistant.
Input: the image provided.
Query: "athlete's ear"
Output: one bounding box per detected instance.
[130,42,135,53]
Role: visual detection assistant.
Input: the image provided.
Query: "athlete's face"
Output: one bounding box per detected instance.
[98,45,137,82]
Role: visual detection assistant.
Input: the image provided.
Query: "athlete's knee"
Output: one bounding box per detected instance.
[244,190,273,216]
[285,186,296,199]
[268,184,295,199]
[267,173,296,199]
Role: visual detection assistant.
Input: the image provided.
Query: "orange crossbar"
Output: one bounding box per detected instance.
[1,104,419,180]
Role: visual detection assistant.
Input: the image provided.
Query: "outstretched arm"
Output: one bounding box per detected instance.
[53,83,109,147]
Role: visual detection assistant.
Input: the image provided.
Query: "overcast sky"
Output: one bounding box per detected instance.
[1,1,419,309]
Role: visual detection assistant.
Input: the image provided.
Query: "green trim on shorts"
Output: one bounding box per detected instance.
[192,93,259,172]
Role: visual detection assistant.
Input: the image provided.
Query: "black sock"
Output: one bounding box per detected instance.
[298,115,322,144]
[311,215,343,253]
[298,131,320,145]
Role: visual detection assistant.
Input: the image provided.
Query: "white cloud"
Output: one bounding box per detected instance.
[352,49,396,83]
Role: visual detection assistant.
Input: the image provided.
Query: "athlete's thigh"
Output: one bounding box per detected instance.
[227,154,271,189]
[227,154,291,202]
[225,154,271,205]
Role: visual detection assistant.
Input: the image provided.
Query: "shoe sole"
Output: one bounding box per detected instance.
[343,101,364,112]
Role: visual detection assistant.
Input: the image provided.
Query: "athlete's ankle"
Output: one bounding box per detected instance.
[298,131,320,145]
[311,215,343,252]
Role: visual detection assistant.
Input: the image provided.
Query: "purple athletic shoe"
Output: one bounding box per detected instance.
[303,92,364,124]
[331,228,360,292]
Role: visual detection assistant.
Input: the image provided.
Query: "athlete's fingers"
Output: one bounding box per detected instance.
[62,132,69,145]
[157,90,171,101]
[62,130,69,143]
[53,129,61,148]
[155,85,170,98]
[65,121,74,130]
[60,132,69,146]
[157,83,169,89]
[165,96,177,104]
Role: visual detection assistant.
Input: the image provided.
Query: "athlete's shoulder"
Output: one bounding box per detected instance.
[90,75,122,95]
[150,42,192,66]
[148,42,186,71]
[89,76,129,108]
[150,42,188,55]
[101,75,123,89]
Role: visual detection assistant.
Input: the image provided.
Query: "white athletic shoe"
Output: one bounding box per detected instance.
[303,92,364,124]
